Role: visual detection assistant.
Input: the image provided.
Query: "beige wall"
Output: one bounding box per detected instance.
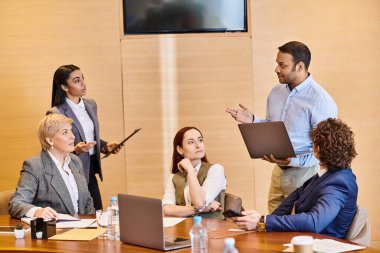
[121,34,254,205]
[0,0,125,205]
[0,0,379,242]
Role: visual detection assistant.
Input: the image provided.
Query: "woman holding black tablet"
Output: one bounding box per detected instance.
[47,64,121,209]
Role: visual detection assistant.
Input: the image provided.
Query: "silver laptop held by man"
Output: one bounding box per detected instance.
[238,121,296,159]
[118,194,191,251]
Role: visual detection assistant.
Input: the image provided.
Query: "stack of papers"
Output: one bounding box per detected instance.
[283,239,366,252]
[55,213,80,221]
[55,219,97,229]
[21,214,97,229]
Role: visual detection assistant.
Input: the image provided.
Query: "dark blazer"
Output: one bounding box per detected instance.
[9,151,95,218]
[266,168,357,238]
[47,98,107,182]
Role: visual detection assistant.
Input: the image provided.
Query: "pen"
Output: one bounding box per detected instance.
[86,220,97,229]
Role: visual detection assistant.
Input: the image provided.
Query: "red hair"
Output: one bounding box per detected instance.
[171,127,209,174]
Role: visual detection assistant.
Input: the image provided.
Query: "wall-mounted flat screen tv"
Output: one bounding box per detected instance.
[123,0,247,35]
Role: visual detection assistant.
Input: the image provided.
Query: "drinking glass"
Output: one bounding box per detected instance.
[96,210,108,239]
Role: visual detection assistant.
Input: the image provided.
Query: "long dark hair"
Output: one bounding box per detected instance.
[51,64,80,107]
[171,126,209,174]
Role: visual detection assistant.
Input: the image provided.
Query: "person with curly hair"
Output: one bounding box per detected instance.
[231,118,358,239]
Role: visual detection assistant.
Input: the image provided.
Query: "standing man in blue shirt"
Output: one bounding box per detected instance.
[226,41,337,213]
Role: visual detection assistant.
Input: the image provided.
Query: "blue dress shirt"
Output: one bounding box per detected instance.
[254,74,337,167]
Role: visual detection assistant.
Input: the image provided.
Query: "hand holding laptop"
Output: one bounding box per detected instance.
[228,105,296,162]
[238,121,296,160]
[263,154,291,166]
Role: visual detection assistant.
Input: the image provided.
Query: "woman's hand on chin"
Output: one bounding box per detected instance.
[177,158,193,173]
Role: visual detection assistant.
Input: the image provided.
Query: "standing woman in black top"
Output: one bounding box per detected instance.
[47,64,121,210]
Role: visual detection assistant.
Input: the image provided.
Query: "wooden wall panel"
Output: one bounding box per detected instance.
[0,0,125,207]
[252,0,380,240]
[1,0,379,244]
[121,34,255,208]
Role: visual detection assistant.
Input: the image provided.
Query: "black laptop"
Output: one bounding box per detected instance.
[118,194,191,251]
[238,121,296,159]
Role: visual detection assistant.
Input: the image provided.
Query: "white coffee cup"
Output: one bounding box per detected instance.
[291,235,314,253]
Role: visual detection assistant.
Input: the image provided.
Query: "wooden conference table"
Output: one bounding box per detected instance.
[0,215,379,253]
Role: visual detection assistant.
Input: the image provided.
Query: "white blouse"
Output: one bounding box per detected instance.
[66,98,96,155]
[162,163,227,208]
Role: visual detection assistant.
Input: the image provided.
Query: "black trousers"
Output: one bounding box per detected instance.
[88,155,103,210]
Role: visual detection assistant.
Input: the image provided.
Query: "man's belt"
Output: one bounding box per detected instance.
[279,165,292,170]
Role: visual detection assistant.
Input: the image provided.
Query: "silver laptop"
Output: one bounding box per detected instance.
[118,194,191,251]
[238,121,296,159]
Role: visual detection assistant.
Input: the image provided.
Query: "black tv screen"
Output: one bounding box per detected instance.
[123,0,247,35]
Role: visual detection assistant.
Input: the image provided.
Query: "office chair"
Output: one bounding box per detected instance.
[346,205,371,247]
[224,193,243,212]
[0,190,14,215]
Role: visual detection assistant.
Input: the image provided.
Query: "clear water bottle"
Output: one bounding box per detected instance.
[189,216,208,253]
[107,196,120,240]
[223,238,239,253]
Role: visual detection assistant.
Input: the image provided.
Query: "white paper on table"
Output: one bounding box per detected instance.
[21,213,79,225]
[282,239,366,252]
[56,219,97,229]
[21,217,33,225]
[21,217,96,229]
[163,217,186,227]
[56,213,80,221]
[313,239,365,252]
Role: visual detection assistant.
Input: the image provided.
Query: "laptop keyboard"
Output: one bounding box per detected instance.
[165,237,191,249]
[165,241,180,247]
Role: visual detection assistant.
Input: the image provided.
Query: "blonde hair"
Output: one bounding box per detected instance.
[37,114,73,150]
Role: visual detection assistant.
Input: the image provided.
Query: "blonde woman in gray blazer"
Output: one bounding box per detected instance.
[9,114,94,219]
[46,65,121,210]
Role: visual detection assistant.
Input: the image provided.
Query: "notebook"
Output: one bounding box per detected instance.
[238,121,296,159]
[118,194,191,251]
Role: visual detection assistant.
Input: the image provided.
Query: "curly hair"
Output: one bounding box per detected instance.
[311,118,357,170]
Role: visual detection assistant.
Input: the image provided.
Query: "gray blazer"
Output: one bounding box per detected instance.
[46,98,107,182]
[8,151,95,218]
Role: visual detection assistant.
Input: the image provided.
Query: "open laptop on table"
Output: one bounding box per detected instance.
[118,194,191,251]
[238,121,296,159]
